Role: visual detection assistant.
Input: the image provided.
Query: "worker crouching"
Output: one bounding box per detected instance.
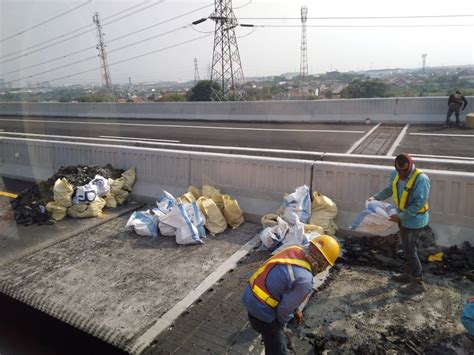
[242,235,340,355]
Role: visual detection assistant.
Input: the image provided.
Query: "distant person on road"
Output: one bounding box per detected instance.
[446,90,468,127]
[369,153,431,296]
[242,235,340,355]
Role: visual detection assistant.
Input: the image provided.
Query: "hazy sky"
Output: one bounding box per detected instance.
[1,0,473,86]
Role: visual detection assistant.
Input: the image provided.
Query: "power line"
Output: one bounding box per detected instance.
[0,28,97,65]
[253,24,474,28]
[4,25,194,85]
[0,0,164,61]
[107,3,213,45]
[11,34,212,89]
[237,14,474,20]
[0,1,93,43]
[233,0,253,9]
[1,46,96,76]
[2,4,213,77]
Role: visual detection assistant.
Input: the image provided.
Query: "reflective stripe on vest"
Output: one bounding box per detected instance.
[249,245,312,309]
[392,168,429,214]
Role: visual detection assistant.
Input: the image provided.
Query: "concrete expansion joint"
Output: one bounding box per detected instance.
[129,234,261,355]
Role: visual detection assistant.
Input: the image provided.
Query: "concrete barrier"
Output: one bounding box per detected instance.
[1,97,472,123]
[0,138,312,218]
[1,137,472,245]
[312,161,474,246]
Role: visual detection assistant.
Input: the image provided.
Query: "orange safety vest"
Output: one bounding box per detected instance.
[392,168,429,214]
[249,245,312,308]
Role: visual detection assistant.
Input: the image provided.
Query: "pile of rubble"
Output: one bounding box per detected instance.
[341,227,474,280]
[310,324,470,354]
[11,164,132,226]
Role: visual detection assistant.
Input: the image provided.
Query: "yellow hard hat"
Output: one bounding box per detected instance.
[310,235,340,266]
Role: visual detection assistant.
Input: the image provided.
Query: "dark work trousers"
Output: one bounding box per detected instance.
[400,226,423,278]
[248,312,288,355]
[446,107,461,125]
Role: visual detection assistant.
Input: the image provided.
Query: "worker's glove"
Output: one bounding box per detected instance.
[294,309,304,325]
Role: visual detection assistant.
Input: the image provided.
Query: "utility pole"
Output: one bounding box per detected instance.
[209,0,245,101]
[421,53,427,74]
[93,12,114,100]
[299,6,308,95]
[194,58,200,84]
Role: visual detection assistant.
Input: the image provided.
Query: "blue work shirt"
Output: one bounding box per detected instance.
[241,263,313,326]
[374,166,431,229]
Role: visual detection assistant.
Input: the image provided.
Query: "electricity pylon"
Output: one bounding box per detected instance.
[299,6,308,95]
[209,0,245,101]
[194,58,200,84]
[93,12,114,99]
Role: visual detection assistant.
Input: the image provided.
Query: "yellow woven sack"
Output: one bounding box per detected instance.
[303,224,324,234]
[46,201,67,221]
[67,198,106,218]
[114,190,129,205]
[188,186,201,200]
[104,193,117,208]
[202,185,220,197]
[53,178,73,208]
[122,167,136,192]
[180,192,196,204]
[222,194,244,228]
[261,214,279,228]
[197,196,227,235]
[310,191,338,229]
[109,177,125,193]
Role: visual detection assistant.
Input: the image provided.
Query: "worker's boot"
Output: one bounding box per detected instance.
[390,265,412,284]
[398,278,426,295]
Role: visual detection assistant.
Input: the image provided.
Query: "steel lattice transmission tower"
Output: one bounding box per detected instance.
[299,6,309,94]
[210,0,245,101]
[194,58,200,84]
[93,12,114,99]
[421,53,427,73]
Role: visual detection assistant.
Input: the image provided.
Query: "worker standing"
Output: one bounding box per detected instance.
[369,153,431,295]
[242,235,340,354]
[446,90,468,127]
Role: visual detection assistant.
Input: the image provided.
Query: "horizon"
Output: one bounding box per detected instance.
[1,0,473,88]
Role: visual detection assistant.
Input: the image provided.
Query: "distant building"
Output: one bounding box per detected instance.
[0,78,5,90]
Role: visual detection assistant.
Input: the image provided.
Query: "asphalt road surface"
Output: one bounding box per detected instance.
[1,116,473,159]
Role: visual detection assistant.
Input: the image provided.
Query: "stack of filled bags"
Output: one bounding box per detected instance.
[259,185,338,253]
[126,184,245,245]
[46,167,136,221]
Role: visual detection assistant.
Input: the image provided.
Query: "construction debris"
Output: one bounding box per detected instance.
[341,230,474,279]
[11,164,132,226]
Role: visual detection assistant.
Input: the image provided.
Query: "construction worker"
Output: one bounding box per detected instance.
[241,235,340,354]
[445,90,468,127]
[369,153,431,295]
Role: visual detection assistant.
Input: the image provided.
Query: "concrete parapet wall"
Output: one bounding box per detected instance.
[312,161,474,246]
[1,138,472,245]
[1,96,472,123]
